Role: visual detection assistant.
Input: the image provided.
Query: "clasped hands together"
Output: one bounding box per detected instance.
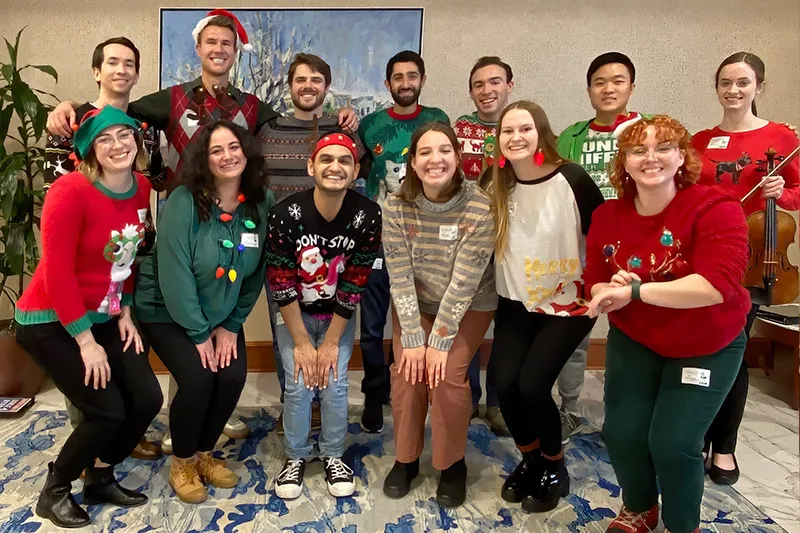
[587,269,641,318]
[194,327,239,372]
[396,345,448,389]
[292,340,340,390]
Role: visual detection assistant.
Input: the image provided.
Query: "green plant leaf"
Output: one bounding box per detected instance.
[33,101,48,140]
[1,63,13,82]
[12,81,40,127]
[24,227,40,272]
[0,156,23,220]
[26,64,58,83]
[0,104,13,141]
[5,222,26,275]
[32,87,59,102]
[4,39,15,70]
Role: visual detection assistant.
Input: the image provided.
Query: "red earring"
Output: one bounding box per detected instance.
[534,149,545,166]
[498,155,507,169]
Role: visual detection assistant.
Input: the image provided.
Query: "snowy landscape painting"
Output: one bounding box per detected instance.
[159,8,424,115]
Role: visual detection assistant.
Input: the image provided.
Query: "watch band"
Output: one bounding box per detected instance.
[631,279,642,300]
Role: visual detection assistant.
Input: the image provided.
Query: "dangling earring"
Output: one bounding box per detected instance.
[534,148,545,166]
[498,155,507,169]
[676,168,684,187]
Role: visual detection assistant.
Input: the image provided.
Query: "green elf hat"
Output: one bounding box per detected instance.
[71,105,144,162]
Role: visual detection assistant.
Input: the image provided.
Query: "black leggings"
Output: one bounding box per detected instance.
[488,297,596,456]
[139,322,247,459]
[704,303,760,455]
[15,319,162,482]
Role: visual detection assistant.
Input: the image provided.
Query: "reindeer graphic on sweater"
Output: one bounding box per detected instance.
[97,224,145,315]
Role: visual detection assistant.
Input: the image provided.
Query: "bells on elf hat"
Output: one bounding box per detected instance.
[70,106,147,163]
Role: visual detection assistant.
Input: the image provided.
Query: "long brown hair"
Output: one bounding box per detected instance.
[399,121,463,203]
[715,52,765,116]
[488,100,564,261]
[609,115,701,199]
[77,128,149,183]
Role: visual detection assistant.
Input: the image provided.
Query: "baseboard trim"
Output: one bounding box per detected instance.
[148,337,772,374]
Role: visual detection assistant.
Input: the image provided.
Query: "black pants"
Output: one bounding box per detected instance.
[359,250,393,404]
[15,319,162,482]
[139,322,247,459]
[488,297,596,456]
[704,303,760,455]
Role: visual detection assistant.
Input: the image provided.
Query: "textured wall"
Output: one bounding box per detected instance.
[2,0,798,340]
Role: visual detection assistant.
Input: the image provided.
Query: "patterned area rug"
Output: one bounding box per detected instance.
[0,407,784,532]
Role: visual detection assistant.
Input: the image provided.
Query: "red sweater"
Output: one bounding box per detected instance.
[691,122,800,216]
[583,185,751,358]
[15,172,151,336]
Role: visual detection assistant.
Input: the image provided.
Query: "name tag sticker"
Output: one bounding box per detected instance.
[137,208,148,223]
[681,367,711,387]
[439,225,458,241]
[706,136,730,150]
[241,233,259,248]
[372,258,383,270]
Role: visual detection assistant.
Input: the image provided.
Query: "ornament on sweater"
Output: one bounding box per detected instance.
[603,227,689,281]
[296,245,347,302]
[98,224,145,315]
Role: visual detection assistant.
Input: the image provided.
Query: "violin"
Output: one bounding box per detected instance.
[742,147,799,306]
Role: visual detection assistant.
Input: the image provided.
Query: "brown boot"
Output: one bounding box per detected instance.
[169,457,207,504]
[195,452,238,489]
[130,439,162,460]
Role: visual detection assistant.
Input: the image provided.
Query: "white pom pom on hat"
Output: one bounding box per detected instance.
[192,8,255,53]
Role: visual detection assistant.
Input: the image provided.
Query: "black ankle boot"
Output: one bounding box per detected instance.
[383,459,419,499]
[36,462,91,528]
[83,464,147,507]
[522,455,569,513]
[436,458,467,508]
[501,449,541,503]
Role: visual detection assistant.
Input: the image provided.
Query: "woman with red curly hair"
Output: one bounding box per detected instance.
[583,115,751,533]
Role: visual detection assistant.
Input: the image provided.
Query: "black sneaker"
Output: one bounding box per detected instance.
[322,457,355,497]
[275,459,305,500]
[436,458,467,508]
[360,399,384,433]
[383,458,419,499]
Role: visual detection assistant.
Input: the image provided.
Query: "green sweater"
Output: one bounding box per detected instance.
[134,186,274,343]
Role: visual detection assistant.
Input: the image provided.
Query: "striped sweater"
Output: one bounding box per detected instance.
[382,180,497,351]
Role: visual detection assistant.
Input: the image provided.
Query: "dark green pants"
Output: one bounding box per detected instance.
[603,326,745,533]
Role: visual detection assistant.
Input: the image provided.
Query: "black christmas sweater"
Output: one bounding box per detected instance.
[266,188,382,319]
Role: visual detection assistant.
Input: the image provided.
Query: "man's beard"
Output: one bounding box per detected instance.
[291,92,325,112]
[391,86,420,107]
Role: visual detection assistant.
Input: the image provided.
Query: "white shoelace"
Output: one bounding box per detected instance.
[324,457,353,479]
[614,508,654,530]
[277,460,304,483]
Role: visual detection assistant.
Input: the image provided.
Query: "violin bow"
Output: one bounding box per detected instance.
[740,145,800,204]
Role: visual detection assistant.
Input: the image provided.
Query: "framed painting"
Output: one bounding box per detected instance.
[159,8,424,116]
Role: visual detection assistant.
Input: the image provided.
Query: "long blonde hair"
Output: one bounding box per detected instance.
[488,100,564,261]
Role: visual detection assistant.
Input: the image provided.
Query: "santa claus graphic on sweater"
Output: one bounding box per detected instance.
[297,245,347,303]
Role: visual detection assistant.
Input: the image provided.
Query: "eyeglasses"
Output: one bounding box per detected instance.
[94,129,136,148]
[625,144,679,159]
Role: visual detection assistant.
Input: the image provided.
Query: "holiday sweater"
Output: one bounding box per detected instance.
[44,102,165,187]
[383,181,497,351]
[556,112,641,199]
[133,186,274,343]
[691,122,800,216]
[15,172,152,336]
[266,188,382,319]
[358,105,450,202]
[258,114,366,202]
[583,185,751,358]
[454,112,497,181]
[495,163,604,315]
[129,78,279,188]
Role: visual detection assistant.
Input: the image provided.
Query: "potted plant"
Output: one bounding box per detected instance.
[0,27,58,396]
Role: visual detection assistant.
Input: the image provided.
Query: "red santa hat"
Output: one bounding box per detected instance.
[192,9,254,53]
[300,246,321,262]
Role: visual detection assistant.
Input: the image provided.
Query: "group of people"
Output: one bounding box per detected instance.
[13,8,799,533]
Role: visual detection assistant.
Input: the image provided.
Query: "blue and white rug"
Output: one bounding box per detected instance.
[0,407,784,532]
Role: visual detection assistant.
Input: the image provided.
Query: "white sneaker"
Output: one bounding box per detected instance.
[322,457,355,497]
[223,416,250,439]
[275,459,305,500]
[162,433,173,455]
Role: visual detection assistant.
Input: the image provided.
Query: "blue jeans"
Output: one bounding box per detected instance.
[359,249,392,403]
[276,311,357,460]
[265,283,286,398]
[468,347,499,408]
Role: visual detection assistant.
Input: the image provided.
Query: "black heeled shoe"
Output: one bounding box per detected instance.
[36,462,91,528]
[436,458,467,508]
[83,464,148,507]
[522,455,570,513]
[501,449,541,503]
[709,454,739,485]
[383,458,419,499]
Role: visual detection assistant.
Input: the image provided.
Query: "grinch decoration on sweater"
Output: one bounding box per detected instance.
[266,188,382,318]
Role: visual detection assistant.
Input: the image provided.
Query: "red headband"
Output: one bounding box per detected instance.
[312,134,358,161]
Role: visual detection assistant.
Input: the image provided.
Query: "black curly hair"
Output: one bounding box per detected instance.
[179,120,267,223]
